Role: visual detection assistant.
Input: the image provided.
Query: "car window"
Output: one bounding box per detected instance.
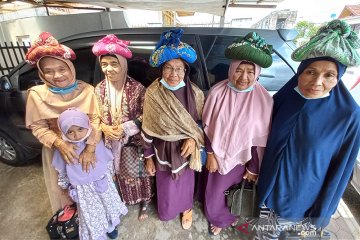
[72,48,97,84]
[18,64,42,91]
[258,53,294,92]
[200,35,293,92]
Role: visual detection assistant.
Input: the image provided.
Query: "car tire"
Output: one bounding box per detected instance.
[0,131,26,166]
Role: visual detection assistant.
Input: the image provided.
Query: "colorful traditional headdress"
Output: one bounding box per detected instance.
[25,32,76,65]
[149,28,197,67]
[292,19,360,67]
[92,34,132,59]
[225,32,273,68]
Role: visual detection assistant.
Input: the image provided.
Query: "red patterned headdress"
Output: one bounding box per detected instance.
[25,32,76,65]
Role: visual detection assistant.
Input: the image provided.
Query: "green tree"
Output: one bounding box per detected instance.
[294,21,320,46]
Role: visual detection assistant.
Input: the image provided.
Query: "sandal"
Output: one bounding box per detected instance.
[138,202,149,221]
[181,209,193,230]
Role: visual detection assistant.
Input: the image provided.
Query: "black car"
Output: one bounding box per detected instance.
[0,27,299,166]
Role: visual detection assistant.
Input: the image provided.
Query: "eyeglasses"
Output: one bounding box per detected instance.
[163,65,185,74]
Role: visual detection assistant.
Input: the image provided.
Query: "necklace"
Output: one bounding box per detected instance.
[106,80,123,125]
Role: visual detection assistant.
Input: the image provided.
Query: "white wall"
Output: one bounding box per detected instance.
[0,11,129,44]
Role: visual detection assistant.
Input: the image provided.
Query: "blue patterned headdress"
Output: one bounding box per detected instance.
[149,29,197,67]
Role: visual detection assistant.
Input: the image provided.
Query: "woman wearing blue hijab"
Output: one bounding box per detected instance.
[257,20,360,239]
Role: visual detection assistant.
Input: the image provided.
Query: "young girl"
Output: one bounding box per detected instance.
[52,108,128,240]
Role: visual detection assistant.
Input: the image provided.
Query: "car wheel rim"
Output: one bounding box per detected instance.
[0,137,16,161]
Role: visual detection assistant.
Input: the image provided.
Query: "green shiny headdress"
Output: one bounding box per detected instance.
[225,32,273,68]
[292,19,360,67]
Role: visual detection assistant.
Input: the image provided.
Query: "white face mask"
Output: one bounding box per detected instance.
[227,81,254,93]
[160,78,186,91]
[294,86,330,99]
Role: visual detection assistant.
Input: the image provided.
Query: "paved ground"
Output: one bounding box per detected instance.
[342,183,360,224]
[0,160,359,240]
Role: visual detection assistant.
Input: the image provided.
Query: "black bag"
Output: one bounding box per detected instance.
[225,180,259,217]
[46,203,79,240]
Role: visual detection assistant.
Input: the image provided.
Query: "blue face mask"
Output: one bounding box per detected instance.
[227,81,254,93]
[160,78,186,91]
[48,81,78,95]
[294,86,330,99]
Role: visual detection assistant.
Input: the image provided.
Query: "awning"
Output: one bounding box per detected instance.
[0,0,284,16]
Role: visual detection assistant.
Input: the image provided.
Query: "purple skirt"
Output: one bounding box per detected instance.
[156,167,195,221]
[204,164,246,228]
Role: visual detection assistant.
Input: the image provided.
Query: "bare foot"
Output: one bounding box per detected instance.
[231,219,238,227]
[138,202,149,221]
[210,224,222,235]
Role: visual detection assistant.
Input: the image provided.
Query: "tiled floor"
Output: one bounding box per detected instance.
[0,161,359,240]
[327,200,360,239]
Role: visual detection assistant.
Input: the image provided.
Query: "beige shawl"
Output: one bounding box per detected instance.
[142,79,205,171]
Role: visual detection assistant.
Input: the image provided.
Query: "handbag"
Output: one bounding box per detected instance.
[46,203,79,240]
[120,142,146,178]
[224,180,259,217]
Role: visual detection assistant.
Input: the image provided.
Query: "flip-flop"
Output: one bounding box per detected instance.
[138,202,149,221]
[181,209,193,230]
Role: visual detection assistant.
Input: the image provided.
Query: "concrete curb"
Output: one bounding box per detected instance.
[327,199,360,239]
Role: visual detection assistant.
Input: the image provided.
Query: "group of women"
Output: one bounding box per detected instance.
[25,19,359,239]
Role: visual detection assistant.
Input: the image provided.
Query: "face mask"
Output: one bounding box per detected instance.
[160,78,186,91]
[294,86,330,99]
[48,81,78,95]
[227,81,254,93]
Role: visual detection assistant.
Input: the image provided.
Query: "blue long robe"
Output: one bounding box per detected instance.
[258,58,360,227]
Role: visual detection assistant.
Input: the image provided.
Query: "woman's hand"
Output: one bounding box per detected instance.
[101,123,123,140]
[206,153,219,173]
[54,138,79,164]
[79,145,96,172]
[180,138,196,158]
[243,170,258,182]
[145,157,156,176]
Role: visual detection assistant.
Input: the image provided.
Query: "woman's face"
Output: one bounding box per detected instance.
[232,63,256,90]
[298,61,338,98]
[162,58,186,87]
[65,125,88,141]
[39,57,73,88]
[100,56,122,82]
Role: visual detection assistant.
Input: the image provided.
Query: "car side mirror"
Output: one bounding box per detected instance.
[0,75,13,91]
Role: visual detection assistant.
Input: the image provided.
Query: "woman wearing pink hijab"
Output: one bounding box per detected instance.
[202,32,274,235]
